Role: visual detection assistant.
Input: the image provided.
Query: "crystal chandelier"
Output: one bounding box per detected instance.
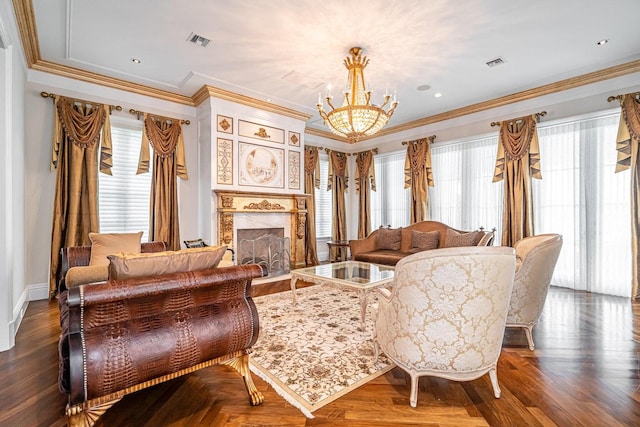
[317,47,398,142]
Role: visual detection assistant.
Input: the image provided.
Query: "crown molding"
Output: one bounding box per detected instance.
[193,85,311,122]
[30,59,194,105]
[370,59,640,138]
[12,0,39,66]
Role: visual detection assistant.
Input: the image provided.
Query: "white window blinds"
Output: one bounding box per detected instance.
[98,117,151,241]
[370,150,410,228]
[314,154,333,239]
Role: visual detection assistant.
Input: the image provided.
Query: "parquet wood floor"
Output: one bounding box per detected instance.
[1,282,638,426]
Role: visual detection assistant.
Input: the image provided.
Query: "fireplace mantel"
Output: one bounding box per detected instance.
[214,190,309,269]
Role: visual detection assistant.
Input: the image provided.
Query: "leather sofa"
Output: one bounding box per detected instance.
[349,220,494,266]
[57,245,267,426]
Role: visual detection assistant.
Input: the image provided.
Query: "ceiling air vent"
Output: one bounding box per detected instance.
[186,32,211,47]
[486,57,505,67]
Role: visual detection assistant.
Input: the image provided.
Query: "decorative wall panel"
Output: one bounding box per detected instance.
[289,131,300,146]
[217,115,233,134]
[238,120,285,144]
[216,138,233,184]
[288,151,300,190]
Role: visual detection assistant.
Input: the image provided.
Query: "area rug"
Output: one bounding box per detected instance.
[249,284,394,418]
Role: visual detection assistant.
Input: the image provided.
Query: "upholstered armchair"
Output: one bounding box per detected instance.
[374,246,516,407]
[506,233,563,350]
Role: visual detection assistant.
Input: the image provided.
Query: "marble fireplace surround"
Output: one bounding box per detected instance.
[214,190,308,270]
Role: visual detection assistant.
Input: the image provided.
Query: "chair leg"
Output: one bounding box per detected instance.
[409,373,419,407]
[223,353,264,406]
[524,325,535,350]
[66,399,121,427]
[489,368,501,398]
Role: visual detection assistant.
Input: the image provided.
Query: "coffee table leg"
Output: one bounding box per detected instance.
[358,289,368,330]
[291,276,298,305]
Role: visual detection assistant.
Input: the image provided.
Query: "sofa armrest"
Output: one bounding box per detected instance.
[62,263,267,404]
[350,231,378,256]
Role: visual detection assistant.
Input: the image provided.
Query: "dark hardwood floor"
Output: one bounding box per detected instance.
[1,280,639,426]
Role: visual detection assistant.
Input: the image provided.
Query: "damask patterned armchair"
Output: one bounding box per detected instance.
[506,233,563,350]
[374,246,516,407]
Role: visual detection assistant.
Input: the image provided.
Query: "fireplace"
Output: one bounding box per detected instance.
[214,190,309,272]
[237,228,290,277]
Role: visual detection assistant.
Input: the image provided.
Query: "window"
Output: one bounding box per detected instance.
[370,150,410,228]
[98,117,151,241]
[314,153,332,239]
[533,111,630,297]
[430,135,503,238]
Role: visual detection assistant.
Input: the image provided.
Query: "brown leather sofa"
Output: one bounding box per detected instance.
[349,221,494,266]
[57,246,267,427]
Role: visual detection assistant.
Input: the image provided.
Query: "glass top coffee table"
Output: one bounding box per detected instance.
[290,261,395,329]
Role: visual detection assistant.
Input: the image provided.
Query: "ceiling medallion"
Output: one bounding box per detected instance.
[317,47,398,142]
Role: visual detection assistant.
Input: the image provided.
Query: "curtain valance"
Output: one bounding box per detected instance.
[51,95,113,175]
[137,113,188,179]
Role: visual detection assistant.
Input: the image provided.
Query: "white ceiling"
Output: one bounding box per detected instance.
[32,0,640,132]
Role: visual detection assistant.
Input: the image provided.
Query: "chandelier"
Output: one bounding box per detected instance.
[317,47,398,142]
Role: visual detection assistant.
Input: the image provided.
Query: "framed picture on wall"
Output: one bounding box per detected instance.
[238,142,284,188]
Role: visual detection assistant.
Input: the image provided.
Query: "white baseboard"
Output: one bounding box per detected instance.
[9,287,29,342]
[28,282,49,301]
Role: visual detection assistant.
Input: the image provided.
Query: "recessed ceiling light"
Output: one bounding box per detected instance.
[434,92,443,98]
[131,58,141,64]
[596,39,609,46]
[417,84,431,91]
[266,98,272,103]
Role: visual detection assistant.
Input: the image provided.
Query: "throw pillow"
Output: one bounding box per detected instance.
[108,245,228,280]
[375,227,402,250]
[88,232,143,266]
[444,229,485,247]
[409,230,440,253]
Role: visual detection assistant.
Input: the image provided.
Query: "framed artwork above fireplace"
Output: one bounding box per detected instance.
[238,142,284,188]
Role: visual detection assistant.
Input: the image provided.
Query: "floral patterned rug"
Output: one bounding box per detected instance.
[249,284,394,418]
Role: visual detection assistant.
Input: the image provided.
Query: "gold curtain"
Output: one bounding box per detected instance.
[49,95,112,297]
[613,92,640,299]
[404,137,434,224]
[328,150,349,260]
[493,114,542,247]
[355,150,376,238]
[304,146,320,266]
[137,113,188,251]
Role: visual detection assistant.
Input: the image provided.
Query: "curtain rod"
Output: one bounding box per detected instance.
[324,148,351,156]
[491,111,546,127]
[608,91,640,102]
[41,91,122,112]
[354,148,379,155]
[402,135,436,145]
[128,108,191,125]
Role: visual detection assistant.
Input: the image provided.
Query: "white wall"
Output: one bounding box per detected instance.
[24,72,199,299]
[0,0,27,352]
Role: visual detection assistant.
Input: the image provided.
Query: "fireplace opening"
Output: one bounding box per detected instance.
[237,228,290,277]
